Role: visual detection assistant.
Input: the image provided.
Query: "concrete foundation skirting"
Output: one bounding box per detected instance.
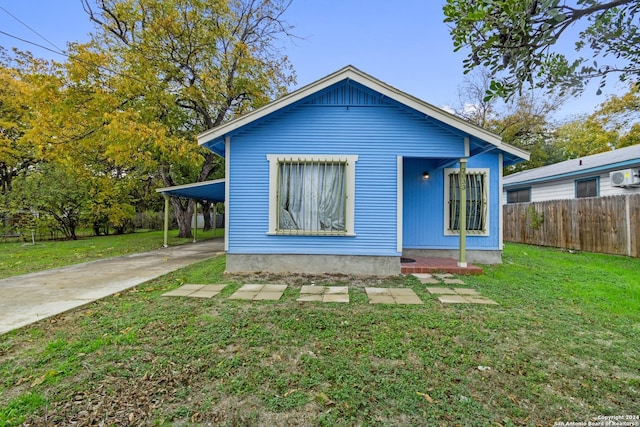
[402,249,503,265]
[225,254,401,276]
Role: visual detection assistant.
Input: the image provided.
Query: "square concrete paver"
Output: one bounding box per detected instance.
[241,284,266,291]
[323,293,350,303]
[366,287,423,305]
[411,274,441,284]
[299,285,324,295]
[389,288,416,296]
[453,288,480,295]
[228,284,287,301]
[368,295,397,304]
[438,295,473,304]
[390,288,423,305]
[298,286,349,303]
[253,292,285,301]
[466,296,500,305]
[426,287,458,295]
[162,285,204,297]
[162,284,226,298]
[366,287,391,296]
[189,284,227,298]
[443,278,466,285]
[296,295,324,302]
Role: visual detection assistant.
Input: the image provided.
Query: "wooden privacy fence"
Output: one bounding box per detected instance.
[503,194,640,257]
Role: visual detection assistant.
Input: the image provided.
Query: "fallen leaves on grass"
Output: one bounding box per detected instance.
[416,391,434,403]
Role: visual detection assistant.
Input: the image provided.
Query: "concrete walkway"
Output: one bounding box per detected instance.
[0,239,224,335]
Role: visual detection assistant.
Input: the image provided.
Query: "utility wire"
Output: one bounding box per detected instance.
[0,30,65,56]
[0,29,151,86]
[0,5,65,54]
[0,6,150,86]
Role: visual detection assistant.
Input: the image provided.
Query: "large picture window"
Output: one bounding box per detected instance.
[268,155,357,236]
[445,168,489,236]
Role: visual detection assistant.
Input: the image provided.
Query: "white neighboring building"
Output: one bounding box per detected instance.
[503,144,640,203]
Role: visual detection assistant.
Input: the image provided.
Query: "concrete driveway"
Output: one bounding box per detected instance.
[0,239,224,335]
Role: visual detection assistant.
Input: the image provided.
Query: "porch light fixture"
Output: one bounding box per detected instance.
[422,171,430,179]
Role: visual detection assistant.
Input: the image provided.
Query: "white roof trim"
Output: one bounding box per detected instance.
[155,178,225,194]
[197,65,529,161]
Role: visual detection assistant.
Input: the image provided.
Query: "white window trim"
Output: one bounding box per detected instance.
[444,167,490,237]
[267,154,358,236]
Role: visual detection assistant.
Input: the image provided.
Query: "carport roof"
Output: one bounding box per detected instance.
[156,179,225,202]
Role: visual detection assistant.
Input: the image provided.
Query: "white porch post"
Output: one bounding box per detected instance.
[458,158,468,268]
[162,194,170,248]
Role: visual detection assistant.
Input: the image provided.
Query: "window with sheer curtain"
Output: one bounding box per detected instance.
[267,155,357,236]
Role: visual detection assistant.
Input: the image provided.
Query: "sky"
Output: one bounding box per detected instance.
[0,0,626,122]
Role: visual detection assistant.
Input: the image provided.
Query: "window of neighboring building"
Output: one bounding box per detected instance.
[506,188,531,204]
[444,168,489,236]
[267,154,357,236]
[575,177,599,198]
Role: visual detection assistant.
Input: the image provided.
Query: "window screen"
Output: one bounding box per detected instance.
[507,188,531,204]
[576,178,598,198]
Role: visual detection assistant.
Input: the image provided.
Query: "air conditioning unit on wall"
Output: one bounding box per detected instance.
[610,169,640,187]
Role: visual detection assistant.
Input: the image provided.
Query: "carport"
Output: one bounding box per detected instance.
[156,179,226,247]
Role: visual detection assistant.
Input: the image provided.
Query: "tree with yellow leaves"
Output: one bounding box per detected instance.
[556,85,640,158]
[71,0,296,237]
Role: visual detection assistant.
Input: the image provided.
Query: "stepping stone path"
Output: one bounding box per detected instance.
[365,287,423,305]
[228,284,288,301]
[412,273,499,305]
[161,275,498,306]
[425,285,499,305]
[162,284,227,298]
[297,286,349,303]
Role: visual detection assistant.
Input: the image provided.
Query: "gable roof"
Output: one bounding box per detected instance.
[503,144,640,187]
[197,65,529,164]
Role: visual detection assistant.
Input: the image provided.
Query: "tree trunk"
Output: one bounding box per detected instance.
[171,197,194,238]
[201,201,212,231]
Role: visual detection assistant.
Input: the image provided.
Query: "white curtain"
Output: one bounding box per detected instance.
[278,161,346,233]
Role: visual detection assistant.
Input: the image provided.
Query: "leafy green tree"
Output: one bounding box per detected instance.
[454,69,566,174]
[86,176,136,235]
[556,84,640,157]
[444,0,640,100]
[76,0,296,237]
[9,163,91,240]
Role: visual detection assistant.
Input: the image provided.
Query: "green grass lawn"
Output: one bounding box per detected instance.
[0,242,638,426]
[0,229,223,280]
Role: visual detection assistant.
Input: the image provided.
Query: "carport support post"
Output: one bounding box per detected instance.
[212,203,217,235]
[163,195,170,248]
[458,158,468,268]
[192,202,198,243]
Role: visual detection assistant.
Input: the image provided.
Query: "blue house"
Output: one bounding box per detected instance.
[197,66,528,275]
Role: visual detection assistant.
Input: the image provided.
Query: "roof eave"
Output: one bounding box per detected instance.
[197,65,529,161]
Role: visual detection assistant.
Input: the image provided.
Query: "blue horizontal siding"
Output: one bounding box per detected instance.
[403,154,501,250]
[227,98,467,256]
